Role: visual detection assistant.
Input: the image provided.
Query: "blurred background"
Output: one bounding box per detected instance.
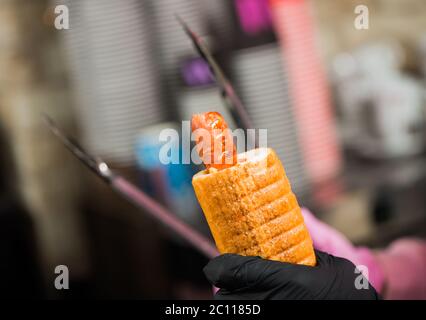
[0,0,425,299]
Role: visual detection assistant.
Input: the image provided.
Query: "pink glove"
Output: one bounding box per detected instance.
[376,238,426,299]
[301,208,385,293]
[302,208,426,299]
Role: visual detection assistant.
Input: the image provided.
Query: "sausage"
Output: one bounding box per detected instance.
[191,112,237,170]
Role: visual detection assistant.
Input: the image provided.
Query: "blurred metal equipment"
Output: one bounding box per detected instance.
[43,115,218,259]
[332,43,425,158]
[61,0,165,165]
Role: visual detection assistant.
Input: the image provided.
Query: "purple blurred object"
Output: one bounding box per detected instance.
[234,0,272,35]
[181,57,214,87]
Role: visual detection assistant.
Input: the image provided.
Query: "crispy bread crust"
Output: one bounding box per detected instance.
[192,148,316,266]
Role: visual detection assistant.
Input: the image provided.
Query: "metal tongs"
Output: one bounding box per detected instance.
[42,114,218,259]
[177,16,258,148]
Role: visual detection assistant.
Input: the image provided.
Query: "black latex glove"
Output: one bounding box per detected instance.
[204,250,379,300]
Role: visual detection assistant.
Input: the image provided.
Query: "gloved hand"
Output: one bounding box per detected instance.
[204,250,379,300]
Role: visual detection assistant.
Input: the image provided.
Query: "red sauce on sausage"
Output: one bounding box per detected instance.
[191,112,237,170]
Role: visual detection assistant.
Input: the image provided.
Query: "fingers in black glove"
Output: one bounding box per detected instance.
[203,251,379,300]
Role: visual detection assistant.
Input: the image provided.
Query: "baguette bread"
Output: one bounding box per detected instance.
[192,147,316,266]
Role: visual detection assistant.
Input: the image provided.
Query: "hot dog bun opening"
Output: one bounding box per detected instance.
[193,147,270,177]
